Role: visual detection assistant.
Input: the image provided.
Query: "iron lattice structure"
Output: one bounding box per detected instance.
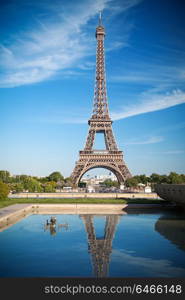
[71,15,131,186]
[80,214,120,277]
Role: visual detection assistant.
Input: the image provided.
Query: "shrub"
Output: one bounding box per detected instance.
[0,181,10,200]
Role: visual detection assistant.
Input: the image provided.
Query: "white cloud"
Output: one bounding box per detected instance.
[112,249,185,277]
[0,0,141,88]
[34,89,185,125]
[111,89,185,120]
[110,64,185,85]
[0,0,110,87]
[161,150,184,155]
[78,61,95,70]
[125,136,164,145]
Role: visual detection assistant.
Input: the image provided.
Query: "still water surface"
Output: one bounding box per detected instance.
[0,210,185,277]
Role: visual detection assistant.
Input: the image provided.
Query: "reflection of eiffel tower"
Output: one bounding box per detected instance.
[80,215,120,277]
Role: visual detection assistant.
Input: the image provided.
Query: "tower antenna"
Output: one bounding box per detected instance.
[99,11,102,26]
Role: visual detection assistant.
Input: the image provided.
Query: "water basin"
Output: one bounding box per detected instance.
[0,209,185,277]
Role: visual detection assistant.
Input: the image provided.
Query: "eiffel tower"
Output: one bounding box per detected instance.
[80,214,120,277]
[71,13,131,186]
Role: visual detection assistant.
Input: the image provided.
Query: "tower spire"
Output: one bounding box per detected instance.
[99,11,102,26]
[93,12,109,120]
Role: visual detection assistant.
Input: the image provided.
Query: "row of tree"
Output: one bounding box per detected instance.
[125,172,185,188]
[0,170,185,195]
[99,173,185,189]
[0,170,73,193]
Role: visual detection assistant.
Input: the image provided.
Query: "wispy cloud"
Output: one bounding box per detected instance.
[0,0,109,87]
[0,0,141,88]
[112,249,185,277]
[125,136,164,145]
[111,89,185,120]
[161,150,184,155]
[110,64,185,85]
[35,89,185,125]
[78,61,95,70]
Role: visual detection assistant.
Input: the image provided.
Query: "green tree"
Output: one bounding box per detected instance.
[43,181,56,192]
[125,177,139,188]
[48,172,64,182]
[180,174,185,183]
[0,181,10,200]
[102,179,119,188]
[138,174,150,184]
[9,182,24,193]
[159,175,169,184]
[0,170,11,183]
[56,181,64,190]
[19,175,30,182]
[64,177,73,187]
[37,176,49,184]
[23,178,43,192]
[150,173,161,184]
[168,172,184,184]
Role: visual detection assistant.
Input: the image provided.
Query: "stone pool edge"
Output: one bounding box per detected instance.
[0,202,172,232]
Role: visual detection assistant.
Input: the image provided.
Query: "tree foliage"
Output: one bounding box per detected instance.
[102,179,119,188]
[168,172,185,184]
[0,170,184,193]
[64,177,73,187]
[11,183,24,193]
[0,181,10,200]
[23,178,43,192]
[125,172,185,187]
[48,172,64,182]
[125,177,139,188]
[0,170,11,183]
[43,181,57,192]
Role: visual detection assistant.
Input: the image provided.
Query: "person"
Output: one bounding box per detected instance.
[50,225,56,236]
[50,216,56,225]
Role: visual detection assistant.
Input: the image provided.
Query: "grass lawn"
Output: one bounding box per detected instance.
[0,197,166,209]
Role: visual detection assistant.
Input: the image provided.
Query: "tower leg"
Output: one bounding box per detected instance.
[71,155,131,187]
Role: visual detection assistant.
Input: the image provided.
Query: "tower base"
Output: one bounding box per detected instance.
[71,150,131,186]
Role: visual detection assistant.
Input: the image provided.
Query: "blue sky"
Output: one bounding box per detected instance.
[0,0,185,177]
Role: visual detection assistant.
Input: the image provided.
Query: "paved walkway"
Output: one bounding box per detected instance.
[0,204,32,219]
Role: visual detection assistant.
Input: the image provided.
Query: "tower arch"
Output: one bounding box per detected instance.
[77,165,125,186]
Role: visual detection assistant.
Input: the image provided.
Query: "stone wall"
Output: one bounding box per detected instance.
[9,192,160,199]
[155,184,185,207]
